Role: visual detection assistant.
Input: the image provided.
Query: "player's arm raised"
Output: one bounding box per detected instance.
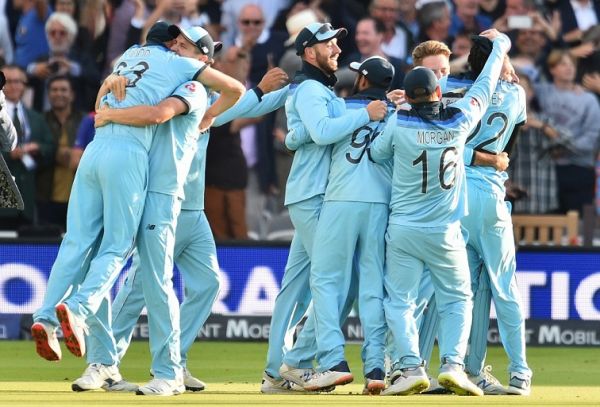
[195,66,245,131]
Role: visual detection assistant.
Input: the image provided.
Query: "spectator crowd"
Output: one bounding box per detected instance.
[1,0,600,239]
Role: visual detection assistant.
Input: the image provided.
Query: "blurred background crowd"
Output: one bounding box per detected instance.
[1,0,600,240]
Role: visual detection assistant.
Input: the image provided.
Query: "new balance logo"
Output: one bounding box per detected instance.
[146,224,156,230]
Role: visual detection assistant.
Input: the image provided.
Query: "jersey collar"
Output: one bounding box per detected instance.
[294,60,338,89]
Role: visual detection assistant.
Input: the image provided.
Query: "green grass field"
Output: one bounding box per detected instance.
[1,341,599,406]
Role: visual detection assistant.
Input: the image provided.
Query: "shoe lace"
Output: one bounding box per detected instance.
[301,369,313,382]
[482,365,501,386]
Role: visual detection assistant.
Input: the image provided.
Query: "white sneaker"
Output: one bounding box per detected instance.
[183,368,205,392]
[102,379,139,392]
[363,368,386,395]
[506,371,531,396]
[382,366,429,396]
[468,365,508,395]
[302,361,354,391]
[279,363,315,387]
[55,303,88,357]
[261,371,305,394]
[31,322,61,361]
[438,364,484,396]
[72,363,122,392]
[136,378,186,396]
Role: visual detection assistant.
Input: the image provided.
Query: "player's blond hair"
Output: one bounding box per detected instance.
[411,41,452,66]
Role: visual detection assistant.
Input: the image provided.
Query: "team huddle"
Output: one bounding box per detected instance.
[29,20,532,397]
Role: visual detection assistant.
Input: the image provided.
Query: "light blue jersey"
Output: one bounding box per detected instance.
[213,86,289,126]
[149,81,207,199]
[444,75,527,195]
[285,78,370,205]
[182,91,219,210]
[370,34,511,227]
[325,92,394,204]
[97,44,206,152]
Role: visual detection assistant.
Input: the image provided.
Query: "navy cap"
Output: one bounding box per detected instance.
[168,25,223,58]
[403,67,438,99]
[295,22,347,56]
[146,21,175,44]
[349,56,395,89]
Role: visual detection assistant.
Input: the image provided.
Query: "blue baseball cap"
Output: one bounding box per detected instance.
[349,56,395,89]
[168,25,223,58]
[404,67,439,99]
[295,22,347,56]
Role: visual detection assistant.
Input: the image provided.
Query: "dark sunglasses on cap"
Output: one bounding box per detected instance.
[240,19,263,26]
[302,23,334,48]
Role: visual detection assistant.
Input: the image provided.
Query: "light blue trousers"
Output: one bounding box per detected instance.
[461,183,531,376]
[87,210,220,369]
[384,222,472,369]
[264,195,322,379]
[33,137,147,347]
[308,201,387,374]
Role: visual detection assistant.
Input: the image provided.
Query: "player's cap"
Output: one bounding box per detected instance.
[295,22,347,56]
[470,35,493,57]
[403,67,438,99]
[285,9,319,46]
[168,25,223,58]
[349,56,395,89]
[146,21,175,45]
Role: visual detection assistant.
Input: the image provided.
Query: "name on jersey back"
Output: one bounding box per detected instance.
[417,130,455,145]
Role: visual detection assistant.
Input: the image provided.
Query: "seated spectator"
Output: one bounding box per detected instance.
[450,0,492,38]
[510,27,553,82]
[27,12,101,112]
[554,0,600,45]
[535,50,600,214]
[14,0,51,69]
[0,65,54,230]
[508,72,573,214]
[416,0,453,45]
[37,75,85,231]
[338,17,407,92]
[369,0,414,61]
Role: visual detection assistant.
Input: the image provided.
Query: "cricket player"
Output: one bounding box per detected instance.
[370,29,510,396]
[273,22,387,392]
[387,39,511,395]
[452,35,532,396]
[213,22,388,393]
[30,22,244,396]
[77,26,235,396]
[281,56,396,394]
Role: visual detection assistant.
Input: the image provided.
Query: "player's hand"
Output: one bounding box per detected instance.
[199,112,215,132]
[94,105,111,128]
[366,100,387,121]
[501,58,519,83]
[104,74,128,101]
[479,28,500,40]
[257,68,288,94]
[386,89,406,106]
[493,152,509,172]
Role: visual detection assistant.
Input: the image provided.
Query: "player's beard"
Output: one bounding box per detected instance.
[315,51,338,75]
